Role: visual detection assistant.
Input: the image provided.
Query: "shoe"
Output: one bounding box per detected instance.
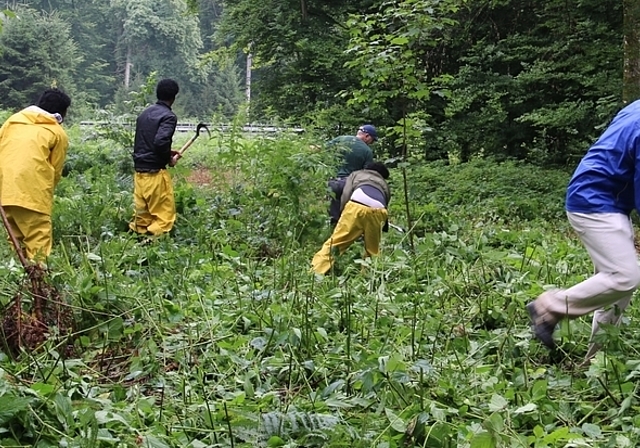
[526,302,557,350]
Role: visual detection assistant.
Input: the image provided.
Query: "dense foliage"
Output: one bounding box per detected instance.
[439,0,623,164]
[214,0,373,123]
[0,0,243,119]
[3,127,640,446]
[215,0,625,163]
[0,0,630,163]
[0,7,80,108]
[1,0,640,445]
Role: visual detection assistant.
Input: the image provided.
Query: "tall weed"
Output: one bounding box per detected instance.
[0,130,637,448]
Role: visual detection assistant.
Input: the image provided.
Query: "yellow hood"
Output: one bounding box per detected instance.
[6,105,63,126]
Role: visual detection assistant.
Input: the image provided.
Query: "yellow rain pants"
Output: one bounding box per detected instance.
[3,205,52,261]
[312,201,388,275]
[129,170,176,235]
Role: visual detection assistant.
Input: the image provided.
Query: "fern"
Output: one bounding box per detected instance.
[233,409,355,447]
[262,410,340,437]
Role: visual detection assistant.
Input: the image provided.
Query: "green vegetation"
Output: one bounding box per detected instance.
[1,128,638,447]
[1,0,639,446]
[0,0,630,164]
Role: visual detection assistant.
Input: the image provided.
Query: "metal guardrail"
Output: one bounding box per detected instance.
[79,121,305,134]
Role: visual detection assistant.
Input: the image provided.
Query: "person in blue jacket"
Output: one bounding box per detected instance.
[526,101,640,360]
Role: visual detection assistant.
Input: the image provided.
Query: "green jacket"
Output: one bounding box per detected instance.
[340,169,391,211]
[327,135,374,177]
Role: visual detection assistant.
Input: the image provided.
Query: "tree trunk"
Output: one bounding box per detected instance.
[623,0,640,103]
[246,52,252,103]
[124,47,132,89]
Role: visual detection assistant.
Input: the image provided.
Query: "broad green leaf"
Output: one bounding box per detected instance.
[619,395,632,415]
[0,394,31,425]
[533,425,545,438]
[384,408,406,433]
[244,373,255,398]
[267,436,285,447]
[470,432,495,448]
[488,394,508,412]
[582,423,602,438]
[614,435,633,448]
[531,380,548,400]
[140,435,171,448]
[390,36,409,45]
[542,427,574,443]
[486,412,504,433]
[97,429,120,443]
[54,393,74,428]
[30,383,55,396]
[513,403,537,414]
[321,380,345,398]
[94,410,130,427]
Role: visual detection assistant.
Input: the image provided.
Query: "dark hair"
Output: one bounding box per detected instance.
[157,79,179,101]
[37,88,71,117]
[365,161,390,179]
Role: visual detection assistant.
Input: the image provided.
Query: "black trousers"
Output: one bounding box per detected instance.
[327,177,347,225]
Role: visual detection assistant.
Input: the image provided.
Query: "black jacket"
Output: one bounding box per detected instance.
[133,101,177,172]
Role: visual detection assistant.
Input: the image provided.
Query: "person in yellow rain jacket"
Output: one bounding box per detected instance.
[312,162,391,275]
[129,79,182,237]
[0,88,71,261]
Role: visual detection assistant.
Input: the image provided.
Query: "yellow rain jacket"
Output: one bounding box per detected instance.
[0,106,69,215]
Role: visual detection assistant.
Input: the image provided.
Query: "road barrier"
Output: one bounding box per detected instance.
[79,121,304,134]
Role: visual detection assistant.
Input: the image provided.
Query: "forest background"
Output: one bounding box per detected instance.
[0,0,634,165]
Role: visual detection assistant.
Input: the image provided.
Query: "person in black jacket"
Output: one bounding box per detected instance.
[128,79,182,236]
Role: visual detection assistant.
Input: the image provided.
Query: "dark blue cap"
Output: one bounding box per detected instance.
[359,124,378,141]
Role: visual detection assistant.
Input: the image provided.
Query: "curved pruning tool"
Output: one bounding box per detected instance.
[172,122,211,164]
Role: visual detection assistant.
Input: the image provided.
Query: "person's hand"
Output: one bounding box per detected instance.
[169,150,181,167]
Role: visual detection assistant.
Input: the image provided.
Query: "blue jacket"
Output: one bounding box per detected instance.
[566,100,640,215]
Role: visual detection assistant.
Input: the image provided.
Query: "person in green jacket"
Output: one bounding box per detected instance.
[313,162,390,274]
[327,125,377,225]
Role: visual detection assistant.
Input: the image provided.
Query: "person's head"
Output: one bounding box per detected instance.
[37,88,71,119]
[157,78,180,104]
[364,161,390,179]
[356,124,378,145]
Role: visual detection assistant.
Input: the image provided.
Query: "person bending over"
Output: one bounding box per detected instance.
[326,125,377,226]
[312,162,390,274]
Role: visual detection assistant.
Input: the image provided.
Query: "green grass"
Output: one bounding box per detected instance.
[0,128,639,447]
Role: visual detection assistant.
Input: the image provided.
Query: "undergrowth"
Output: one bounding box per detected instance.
[0,125,638,448]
